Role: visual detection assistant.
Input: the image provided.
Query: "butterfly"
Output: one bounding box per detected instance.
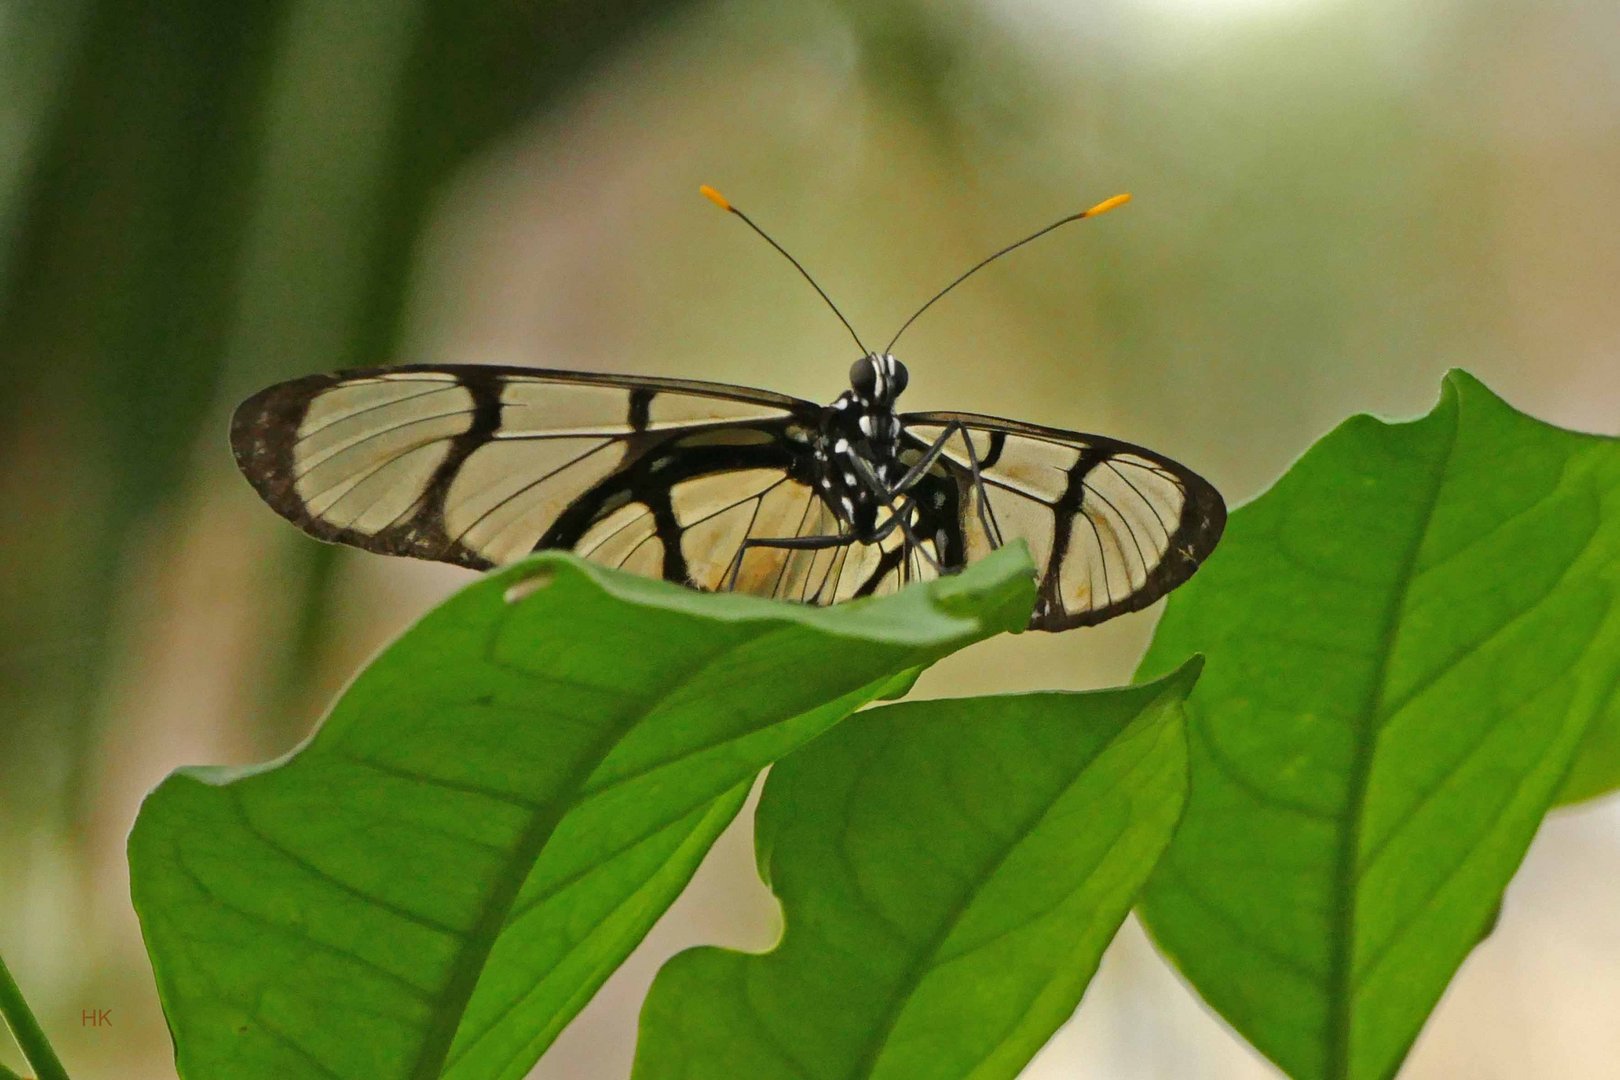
[231,187,1225,631]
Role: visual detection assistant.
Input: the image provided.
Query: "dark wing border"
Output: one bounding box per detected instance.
[230,363,819,571]
[901,409,1227,631]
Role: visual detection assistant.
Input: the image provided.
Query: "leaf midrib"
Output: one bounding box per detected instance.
[407,630,750,1080]
[416,613,966,1080]
[843,686,1173,1080]
[1324,398,1460,1080]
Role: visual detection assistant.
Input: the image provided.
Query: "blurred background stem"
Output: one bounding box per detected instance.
[0,952,69,1080]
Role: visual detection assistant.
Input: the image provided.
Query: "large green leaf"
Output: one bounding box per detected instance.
[129,547,1035,1080]
[633,662,1197,1080]
[1137,370,1620,1080]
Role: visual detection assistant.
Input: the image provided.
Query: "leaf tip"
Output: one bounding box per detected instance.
[1440,367,1488,406]
[1144,652,1204,697]
[1439,367,1526,422]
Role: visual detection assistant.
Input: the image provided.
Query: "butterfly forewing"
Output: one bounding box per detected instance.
[231,365,814,573]
[901,412,1225,630]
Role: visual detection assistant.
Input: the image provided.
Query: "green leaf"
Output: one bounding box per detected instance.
[1556,694,1620,804]
[1137,370,1620,1080]
[633,661,1198,1080]
[129,547,1035,1080]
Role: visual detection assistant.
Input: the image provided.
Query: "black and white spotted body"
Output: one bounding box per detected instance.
[812,353,911,541]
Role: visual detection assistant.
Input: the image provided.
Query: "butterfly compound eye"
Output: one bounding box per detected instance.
[849,355,878,398]
[888,357,909,396]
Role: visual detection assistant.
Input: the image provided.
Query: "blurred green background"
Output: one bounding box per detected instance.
[1,0,1616,1076]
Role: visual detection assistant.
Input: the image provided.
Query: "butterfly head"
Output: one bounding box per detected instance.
[849,353,908,407]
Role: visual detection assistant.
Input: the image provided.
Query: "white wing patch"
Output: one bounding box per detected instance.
[578,502,659,568]
[914,425,1080,501]
[496,381,643,436]
[299,374,464,440]
[670,469,785,527]
[292,380,474,536]
[680,502,763,590]
[446,438,625,563]
[1064,458,1166,605]
[647,393,792,429]
[619,534,666,578]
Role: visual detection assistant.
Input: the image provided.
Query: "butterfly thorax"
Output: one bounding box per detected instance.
[811,353,909,541]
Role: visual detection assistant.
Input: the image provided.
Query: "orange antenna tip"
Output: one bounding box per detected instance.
[1083,192,1131,217]
[699,184,732,212]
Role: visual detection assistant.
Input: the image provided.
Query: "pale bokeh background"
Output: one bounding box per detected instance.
[2,0,1618,1076]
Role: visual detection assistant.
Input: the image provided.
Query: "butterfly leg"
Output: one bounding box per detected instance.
[889,423,1001,546]
[952,427,1002,547]
[724,530,850,593]
[846,455,948,573]
[722,496,938,598]
[876,499,945,575]
[842,461,945,574]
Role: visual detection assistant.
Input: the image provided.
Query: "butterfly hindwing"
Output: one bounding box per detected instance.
[900,411,1226,630]
[230,364,817,574]
[585,462,947,604]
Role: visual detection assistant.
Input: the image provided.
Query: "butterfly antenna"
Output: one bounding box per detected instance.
[884,192,1131,354]
[701,185,870,356]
